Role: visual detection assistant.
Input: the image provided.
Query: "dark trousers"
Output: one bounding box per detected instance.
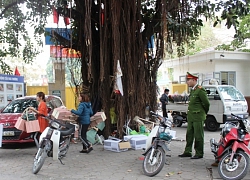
[79,124,91,149]
[162,108,168,118]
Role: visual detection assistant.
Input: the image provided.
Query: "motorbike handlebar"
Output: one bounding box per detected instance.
[150,111,172,127]
[231,113,245,120]
[231,113,247,131]
[150,111,158,116]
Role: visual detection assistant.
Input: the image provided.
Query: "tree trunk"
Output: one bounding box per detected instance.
[76,0,163,138]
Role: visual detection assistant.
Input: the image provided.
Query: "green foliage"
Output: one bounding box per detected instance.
[216,14,250,51]
[0,0,51,74]
[186,22,221,55]
[0,0,249,74]
[213,1,250,51]
[213,0,249,29]
[215,44,235,51]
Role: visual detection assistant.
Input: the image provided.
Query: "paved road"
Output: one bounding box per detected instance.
[0,124,249,180]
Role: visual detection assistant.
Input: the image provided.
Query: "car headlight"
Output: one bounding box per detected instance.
[243,105,248,111]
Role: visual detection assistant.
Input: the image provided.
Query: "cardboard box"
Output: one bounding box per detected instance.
[94,112,106,121]
[118,141,131,149]
[69,114,79,121]
[104,139,130,152]
[89,116,97,128]
[89,112,106,128]
[129,136,148,150]
[56,110,71,119]
[90,120,98,128]
[52,107,71,119]
[95,118,105,124]
[52,107,67,117]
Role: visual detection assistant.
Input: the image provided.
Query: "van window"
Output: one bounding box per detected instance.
[205,87,218,99]
[218,86,245,101]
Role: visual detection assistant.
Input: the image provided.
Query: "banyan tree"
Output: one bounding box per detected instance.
[0,0,249,137]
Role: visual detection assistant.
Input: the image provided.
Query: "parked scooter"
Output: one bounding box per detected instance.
[32,115,77,174]
[172,111,187,127]
[142,111,173,177]
[210,114,250,180]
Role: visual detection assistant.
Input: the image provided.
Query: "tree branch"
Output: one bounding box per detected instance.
[57,7,83,20]
[0,0,26,19]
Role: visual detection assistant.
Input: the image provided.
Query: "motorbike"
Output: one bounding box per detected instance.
[142,111,173,177]
[171,111,187,127]
[210,113,250,180]
[32,115,77,174]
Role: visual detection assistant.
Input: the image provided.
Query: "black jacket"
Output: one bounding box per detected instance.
[160,93,168,109]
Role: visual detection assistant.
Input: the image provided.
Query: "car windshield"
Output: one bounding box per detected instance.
[2,99,38,113]
[218,86,245,101]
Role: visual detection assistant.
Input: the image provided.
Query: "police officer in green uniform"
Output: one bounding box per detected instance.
[178,72,210,159]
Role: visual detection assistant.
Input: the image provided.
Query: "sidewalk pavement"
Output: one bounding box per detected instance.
[1,124,241,180]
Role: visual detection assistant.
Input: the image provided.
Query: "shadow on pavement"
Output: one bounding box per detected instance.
[0,142,36,149]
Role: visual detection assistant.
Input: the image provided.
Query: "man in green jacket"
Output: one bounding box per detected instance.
[179,72,210,159]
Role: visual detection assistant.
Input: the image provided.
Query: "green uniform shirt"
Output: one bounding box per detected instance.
[187,85,210,122]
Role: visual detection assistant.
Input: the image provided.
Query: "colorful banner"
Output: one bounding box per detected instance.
[45,28,71,45]
[0,74,24,83]
[50,46,81,58]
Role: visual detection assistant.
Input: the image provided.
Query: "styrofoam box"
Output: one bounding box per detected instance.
[129,136,148,150]
[123,134,147,141]
[104,139,128,152]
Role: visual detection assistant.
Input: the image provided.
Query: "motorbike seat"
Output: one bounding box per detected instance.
[60,124,75,136]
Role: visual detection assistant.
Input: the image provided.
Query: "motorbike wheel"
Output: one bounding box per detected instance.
[32,147,47,174]
[142,147,166,177]
[218,150,249,180]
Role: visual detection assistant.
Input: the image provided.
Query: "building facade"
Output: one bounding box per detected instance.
[163,50,250,96]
